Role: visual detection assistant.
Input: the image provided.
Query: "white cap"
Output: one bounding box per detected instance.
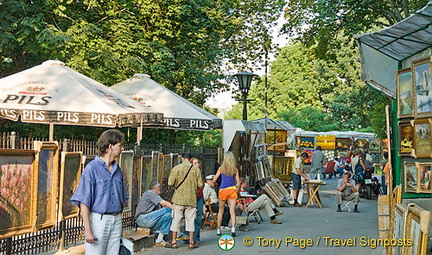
[206,175,215,180]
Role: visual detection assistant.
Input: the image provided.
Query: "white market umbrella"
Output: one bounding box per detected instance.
[0,60,164,139]
[111,74,222,131]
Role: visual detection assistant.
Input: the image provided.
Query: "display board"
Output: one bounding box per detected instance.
[58,152,82,220]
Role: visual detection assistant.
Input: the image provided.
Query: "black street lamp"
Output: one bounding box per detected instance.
[234,71,258,121]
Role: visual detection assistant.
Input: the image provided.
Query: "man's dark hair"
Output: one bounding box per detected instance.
[181,152,192,159]
[344,172,352,178]
[316,146,322,150]
[383,151,389,159]
[97,129,124,156]
[301,152,309,158]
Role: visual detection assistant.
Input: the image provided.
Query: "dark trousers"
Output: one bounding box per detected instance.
[209,203,230,227]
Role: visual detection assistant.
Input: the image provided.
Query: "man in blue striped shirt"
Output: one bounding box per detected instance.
[71,129,128,255]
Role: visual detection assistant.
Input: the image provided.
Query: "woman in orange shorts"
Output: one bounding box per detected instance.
[212,151,240,236]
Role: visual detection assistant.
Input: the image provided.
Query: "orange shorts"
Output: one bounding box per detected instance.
[219,187,238,200]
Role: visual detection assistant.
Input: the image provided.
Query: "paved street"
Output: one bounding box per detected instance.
[135,178,386,255]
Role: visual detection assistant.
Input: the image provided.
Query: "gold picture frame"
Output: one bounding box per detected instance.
[34,141,59,230]
[0,149,38,239]
[413,118,432,158]
[413,58,432,117]
[58,152,82,220]
[398,121,414,156]
[416,162,432,193]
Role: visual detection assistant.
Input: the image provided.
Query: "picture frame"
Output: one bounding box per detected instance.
[416,162,432,193]
[58,152,82,220]
[119,150,134,212]
[335,138,352,150]
[266,130,288,151]
[131,155,141,208]
[393,203,407,255]
[354,138,369,150]
[297,136,314,149]
[140,155,152,198]
[0,149,38,239]
[368,138,381,153]
[398,121,414,156]
[413,58,432,117]
[404,162,418,193]
[397,68,414,118]
[413,118,432,158]
[316,135,336,150]
[34,141,59,230]
[405,204,431,255]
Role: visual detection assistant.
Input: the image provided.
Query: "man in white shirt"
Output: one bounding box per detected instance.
[336,172,359,213]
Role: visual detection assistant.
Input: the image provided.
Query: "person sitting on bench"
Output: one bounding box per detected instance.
[136,180,174,246]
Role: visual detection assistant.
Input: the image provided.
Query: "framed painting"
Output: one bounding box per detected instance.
[413,118,432,158]
[140,155,152,198]
[335,138,351,150]
[131,155,141,207]
[413,59,432,116]
[369,138,381,153]
[398,121,414,156]
[397,68,414,118]
[151,151,160,183]
[316,135,336,150]
[0,149,37,239]
[34,141,59,230]
[297,136,314,149]
[404,162,418,193]
[393,204,407,255]
[266,130,288,152]
[416,162,432,193]
[58,152,82,220]
[354,138,369,150]
[119,150,134,212]
[405,204,431,255]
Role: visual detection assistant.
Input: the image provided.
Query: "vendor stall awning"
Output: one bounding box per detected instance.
[356,1,432,97]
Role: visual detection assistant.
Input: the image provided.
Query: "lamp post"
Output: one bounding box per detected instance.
[234,71,258,121]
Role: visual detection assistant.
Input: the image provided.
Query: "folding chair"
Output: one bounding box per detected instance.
[247,210,263,223]
[202,198,217,229]
[341,200,354,212]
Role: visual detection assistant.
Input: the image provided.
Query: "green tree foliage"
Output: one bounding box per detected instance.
[0,0,284,145]
[282,0,429,58]
[227,36,391,138]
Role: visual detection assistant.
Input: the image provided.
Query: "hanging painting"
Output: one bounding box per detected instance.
[397,68,414,118]
[413,59,432,116]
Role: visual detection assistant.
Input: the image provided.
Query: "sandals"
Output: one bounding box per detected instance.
[188,242,199,249]
[165,242,178,249]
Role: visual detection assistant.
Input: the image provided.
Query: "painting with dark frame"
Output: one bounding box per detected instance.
[119,150,134,212]
[397,68,414,118]
[413,118,431,158]
[413,59,432,116]
[131,155,141,207]
[140,155,152,198]
[369,138,381,153]
[404,162,418,193]
[416,162,431,193]
[34,141,59,229]
[399,121,414,156]
[0,149,37,239]
[58,152,82,220]
[354,138,369,150]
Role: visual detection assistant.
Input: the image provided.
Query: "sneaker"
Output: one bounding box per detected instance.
[270,218,282,224]
[221,226,230,231]
[216,229,221,236]
[274,211,284,216]
[176,233,189,240]
[354,208,359,213]
[155,240,167,246]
